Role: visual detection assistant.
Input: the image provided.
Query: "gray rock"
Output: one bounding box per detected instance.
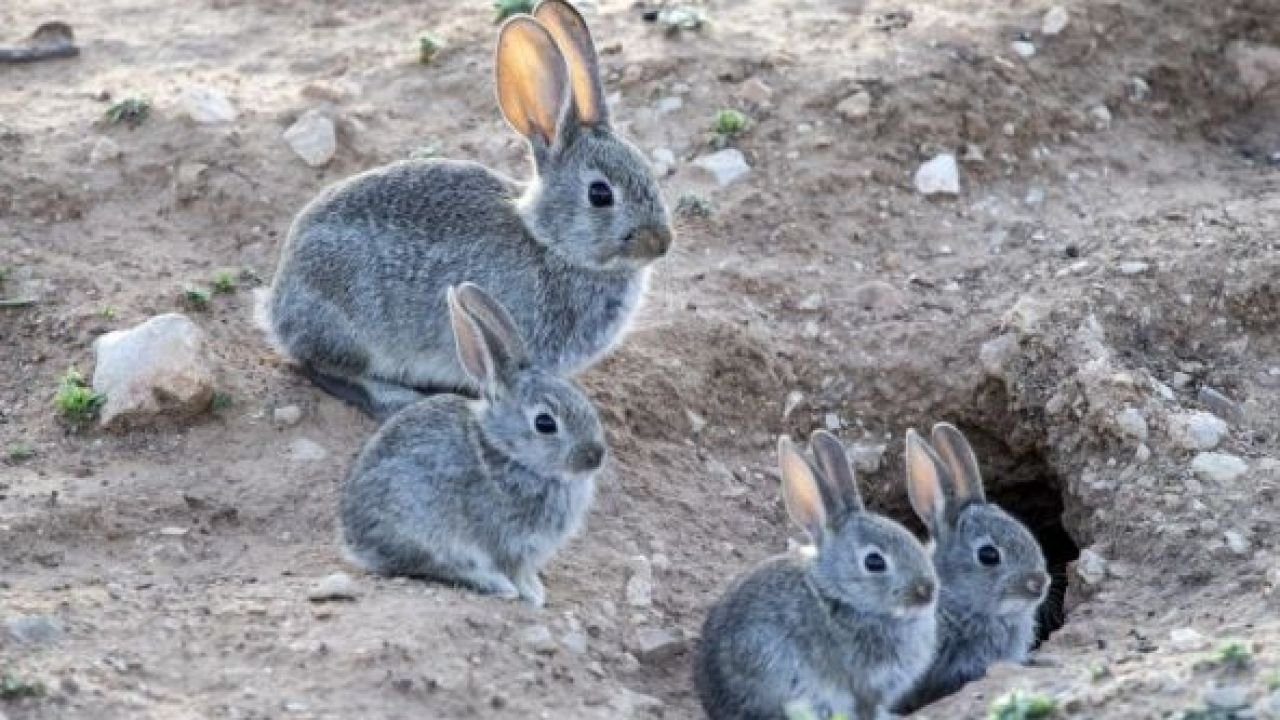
[284,109,337,167]
[1075,548,1107,586]
[625,555,653,607]
[273,405,304,427]
[561,629,589,654]
[518,624,558,655]
[1223,530,1251,556]
[979,333,1020,379]
[1226,41,1280,97]
[650,147,676,176]
[1089,105,1112,131]
[1204,684,1251,711]
[1117,261,1149,275]
[629,627,685,663]
[738,77,773,106]
[655,96,684,115]
[850,280,904,314]
[1168,627,1209,652]
[1198,386,1242,422]
[6,615,63,645]
[836,91,872,121]
[90,136,123,164]
[182,86,238,124]
[1041,6,1069,35]
[692,149,751,187]
[1114,407,1149,442]
[1170,411,1228,451]
[1191,452,1248,483]
[851,442,886,474]
[92,313,216,430]
[288,438,329,463]
[609,687,665,716]
[914,153,959,196]
[307,572,358,601]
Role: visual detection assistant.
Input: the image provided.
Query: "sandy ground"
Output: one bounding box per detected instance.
[3,0,1280,718]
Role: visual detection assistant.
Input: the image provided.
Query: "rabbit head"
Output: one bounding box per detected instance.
[905,423,1049,618]
[496,1,673,272]
[780,431,938,619]
[447,282,606,477]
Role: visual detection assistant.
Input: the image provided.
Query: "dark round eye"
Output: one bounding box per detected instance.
[534,413,558,435]
[587,180,614,207]
[977,544,1001,567]
[863,552,887,573]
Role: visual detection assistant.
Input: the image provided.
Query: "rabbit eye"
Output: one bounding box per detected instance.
[977,544,1001,566]
[587,180,614,208]
[863,552,887,573]
[533,413,558,435]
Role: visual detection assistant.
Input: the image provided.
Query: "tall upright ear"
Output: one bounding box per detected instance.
[454,283,528,379]
[495,17,571,145]
[447,286,496,391]
[809,430,864,514]
[930,422,986,505]
[533,0,608,126]
[905,429,948,535]
[778,436,829,546]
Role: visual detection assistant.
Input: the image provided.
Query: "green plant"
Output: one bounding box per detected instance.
[1088,662,1111,681]
[493,0,534,23]
[1215,640,1252,670]
[100,306,117,319]
[104,97,151,127]
[418,33,443,64]
[675,192,715,219]
[212,271,237,294]
[7,443,35,462]
[713,108,749,136]
[55,368,104,422]
[988,690,1057,720]
[0,672,45,699]
[210,392,233,412]
[182,287,211,310]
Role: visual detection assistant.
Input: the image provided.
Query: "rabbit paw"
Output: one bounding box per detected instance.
[515,569,546,608]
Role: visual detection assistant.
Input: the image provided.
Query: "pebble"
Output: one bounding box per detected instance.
[738,77,773,105]
[624,556,653,607]
[835,90,872,121]
[1198,386,1242,421]
[288,438,330,462]
[1190,452,1248,483]
[517,624,558,655]
[1172,372,1194,389]
[1128,76,1151,101]
[1168,627,1209,652]
[93,314,217,430]
[797,292,823,311]
[273,405,304,427]
[181,85,238,124]
[850,443,886,474]
[979,334,1020,380]
[1011,40,1037,58]
[1223,530,1251,556]
[1204,684,1251,711]
[1041,6,1069,35]
[655,96,683,115]
[307,572,358,601]
[650,147,675,176]
[561,629,589,654]
[1114,407,1149,442]
[610,688,665,715]
[692,149,751,187]
[5,615,63,645]
[1076,548,1107,586]
[782,390,805,420]
[1089,105,1112,131]
[629,627,685,663]
[283,109,337,167]
[913,153,960,196]
[824,413,842,431]
[90,136,123,163]
[850,280,904,314]
[1118,261,1149,275]
[1171,411,1228,451]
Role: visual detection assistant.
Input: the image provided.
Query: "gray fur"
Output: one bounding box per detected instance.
[695,434,938,720]
[339,285,605,608]
[263,4,671,419]
[895,424,1050,713]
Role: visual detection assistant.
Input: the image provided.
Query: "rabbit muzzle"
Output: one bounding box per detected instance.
[623,225,673,260]
[998,571,1051,613]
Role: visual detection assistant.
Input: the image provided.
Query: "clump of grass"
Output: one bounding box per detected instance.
[100,306,117,319]
[104,97,151,128]
[0,672,45,700]
[212,270,237,295]
[988,690,1057,720]
[675,192,715,219]
[210,392,233,412]
[493,0,534,23]
[1215,640,1252,671]
[55,368,104,423]
[8,443,35,462]
[712,108,749,136]
[182,287,211,311]
[418,33,443,65]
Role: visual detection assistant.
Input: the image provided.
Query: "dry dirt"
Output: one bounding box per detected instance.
[3,0,1280,718]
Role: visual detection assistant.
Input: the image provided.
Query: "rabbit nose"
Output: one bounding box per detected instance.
[911,579,936,605]
[628,225,673,259]
[570,442,605,472]
[1025,573,1049,597]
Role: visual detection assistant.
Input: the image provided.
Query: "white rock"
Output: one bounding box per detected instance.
[628,627,685,663]
[283,110,337,167]
[624,556,653,607]
[980,333,1020,379]
[1118,261,1149,275]
[273,405,304,427]
[655,96,684,115]
[824,413,842,431]
[1011,40,1037,58]
[288,438,329,463]
[518,624,558,655]
[92,314,216,430]
[90,136,123,164]
[851,443,886,474]
[1171,411,1229,451]
[692,149,751,187]
[1114,407,1149,442]
[1191,452,1248,483]
[1168,627,1209,652]
[307,572,358,601]
[913,153,960,196]
[1041,6,1069,35]
[1223,530,1251,556]
[561,629,589,654]
[650,147,676,176]
[835,91,872,121]
[1075,548,1107,586]
[1089,105,1112,130]
[182,86,238,124]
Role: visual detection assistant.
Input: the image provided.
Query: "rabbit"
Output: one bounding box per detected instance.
[260,0,673,419]
[694,431,939,720]
[893,423,1051,713]
[339,282,606,608]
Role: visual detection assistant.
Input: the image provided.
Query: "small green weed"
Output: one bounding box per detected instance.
[7,443,35,462]
[1215,641,1252,671]
[494,0,534,23]
[1088,662,1111,681]
[182,287,211,310]
[100,306,117,319]
[104,97,151,127]
[0,671,45,699]
[55,368,104,423]
[210,392,233,412]
[418,33,443,64]
[675,192,715,219]
[988,690,1057,720]
[713,108,749,136]
[212,270,237,294]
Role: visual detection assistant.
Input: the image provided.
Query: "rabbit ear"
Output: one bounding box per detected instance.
[905,429,948,535]
[454,283,528,376]
[447,286,498,392]
[533,0,608,126]
[778,436,829,546]
[495,17,571,145]
[930,422,986,505]
[809,430,864,514]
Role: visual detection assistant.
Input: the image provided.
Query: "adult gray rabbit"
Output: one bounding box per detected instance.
[894,423,1050,712]
[340,283,606,608]
[695,431,939,720]
[262,0,672,418]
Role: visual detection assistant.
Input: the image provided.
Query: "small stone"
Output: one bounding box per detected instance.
[92,314,217,430]
[1128,76,1151,102]
[517,624,558,655]
[850,443,886,474]
[1204,684,1251,711]
[1198,387,1242,422]
[979,333,1020,379]
[655,96,683,115]
[1135,444,1151,463]
[650,147,675,176]
[797,292,823,311]
[1223,530,1251,556]
[1089,105,1112,131]
[1226,41,1280,97]
[1024,187,1045,205]
[782,390,805,420]
[1170,411,1229,451]
[824,413,842,431]
[288,438,329,462]
[307,572,358,601]
[629,627,685,663]
[283,109,337,167]
[1075,549,1107,586]
[625,556,653,607]
[561,629,589,654]
[1114,407,1149,442]
[1041,6,1069,35]
[738,77,773,105]
[181,86,238,124]
[1191,452,1248,483]
[1172,372,1194,389]
[692,149,751,187]
[90,136,122,163]
[1011,40,1037,58]
[1118,261,1149,275]
[284,702,309,713]
[158,526,189,536]
[835,90,872,121]
[850,280,903,314]
[914,153,960,196]
[5,615,63,645]
[1168,627,1209,652]
[273,405,304,427]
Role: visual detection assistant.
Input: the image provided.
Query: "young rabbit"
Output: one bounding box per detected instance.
[695,431,939,720]
[339,283,606,608]
[261,0,673,419]
[894,423,1050,712]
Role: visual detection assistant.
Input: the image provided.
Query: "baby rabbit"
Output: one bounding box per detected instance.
[695,431,938,720]
[894,423,1050,712]
[340,283,606,608]
[262,0,672,419]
